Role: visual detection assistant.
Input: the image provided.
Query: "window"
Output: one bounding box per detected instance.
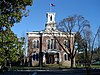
[64,53,70,61]
[33,53,39,61]
[50,16,52,21]
[64,54,68,60]
[32,40,40,48]
[36,53,39,61]
[33,54,35,60]
[54,40,56,49]
[48,40,50,49]
[37,40,39,48]
[33,41,36,48]
[51,39,53,49]
[64,40,69,48]
[48,39,56,49]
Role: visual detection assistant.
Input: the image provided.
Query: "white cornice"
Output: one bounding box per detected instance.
[27,30,75,38]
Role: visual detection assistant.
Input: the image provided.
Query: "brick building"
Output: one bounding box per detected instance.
[27,12,75,67]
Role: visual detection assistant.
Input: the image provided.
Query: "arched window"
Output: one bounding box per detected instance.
[54,40,56,49]
[33,41,36,48]
[48,40,50,49]
[47,39,56,49]
[51,39,53,49]
[64,54,68,61]
[36,53,39,61]
[37,40,40,48]
[32,40,40,48]
[33,54,35,60]
[32,53,39,61]
[50,16,52,21]
[64,40,69,48]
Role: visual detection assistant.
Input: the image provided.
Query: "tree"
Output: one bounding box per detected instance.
[0,28,19,66]
[17,37,26,66]
[82,25,92,65]
[97,26,100,48]
[0,0,32,28]
[91,26,100,63]
[56,15,90,68]
[76,26,100,66]
[75,52,84,65]
[92,47,100,62]
[0,0,33,66]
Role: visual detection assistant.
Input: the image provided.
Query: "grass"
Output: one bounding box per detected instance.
[10,64,70,70]
[76,64,100,68]
[43,64,69,68]
[91,65,100,68]
[10,66,41,70]
[9,64,100,70]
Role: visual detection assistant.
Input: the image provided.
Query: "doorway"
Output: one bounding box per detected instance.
[46,53,54,64]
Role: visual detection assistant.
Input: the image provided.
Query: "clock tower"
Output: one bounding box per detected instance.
[45,12,56,31]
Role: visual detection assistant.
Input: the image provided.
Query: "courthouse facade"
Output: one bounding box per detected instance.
[27,12,75,67]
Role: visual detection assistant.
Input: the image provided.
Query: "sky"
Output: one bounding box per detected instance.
[11,0,100,38]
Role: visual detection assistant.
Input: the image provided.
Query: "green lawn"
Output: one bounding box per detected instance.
[9,64,100,70]
[76,64,100,68]
[10,64,70,70]
[91,65,100,68]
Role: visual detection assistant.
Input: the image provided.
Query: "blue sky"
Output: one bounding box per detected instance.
[12,0,100,38]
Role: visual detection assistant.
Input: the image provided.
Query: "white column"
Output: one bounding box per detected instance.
[59,52,61,62]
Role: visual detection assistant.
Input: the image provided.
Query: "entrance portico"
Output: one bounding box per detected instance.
[45,49,61,64]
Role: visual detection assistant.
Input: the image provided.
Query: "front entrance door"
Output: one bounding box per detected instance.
[45,53,54,64]
[49,55,54,64]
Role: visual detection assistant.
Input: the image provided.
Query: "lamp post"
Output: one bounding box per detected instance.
[39,32,43,67]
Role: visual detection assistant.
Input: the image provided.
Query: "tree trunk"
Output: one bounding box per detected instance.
[70,54,74,68]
